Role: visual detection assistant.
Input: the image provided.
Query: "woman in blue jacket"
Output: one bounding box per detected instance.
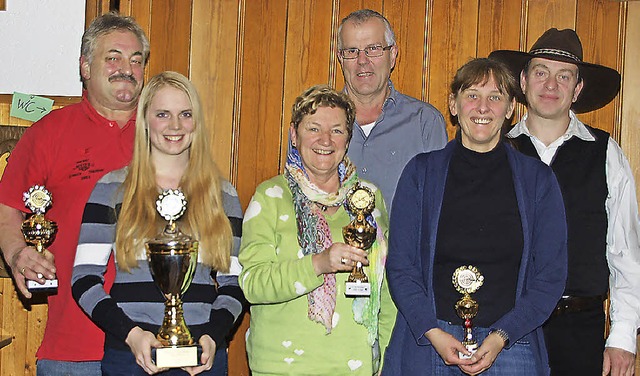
[383,58,567,375]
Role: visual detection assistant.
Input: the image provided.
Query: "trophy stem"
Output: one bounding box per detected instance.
[158,295,193,347]
[347,262,369,283]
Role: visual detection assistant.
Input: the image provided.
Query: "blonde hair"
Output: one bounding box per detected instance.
[115,71,232,272]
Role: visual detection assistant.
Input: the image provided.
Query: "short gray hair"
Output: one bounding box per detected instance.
[337,9,396,50]
[81,12,150,66]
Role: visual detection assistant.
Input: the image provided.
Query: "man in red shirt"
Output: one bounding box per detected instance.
[0,12,149,375]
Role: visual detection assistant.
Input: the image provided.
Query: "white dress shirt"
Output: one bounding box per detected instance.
[508,111,640,354]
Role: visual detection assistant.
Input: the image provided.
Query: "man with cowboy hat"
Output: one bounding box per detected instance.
[490,28,640,376]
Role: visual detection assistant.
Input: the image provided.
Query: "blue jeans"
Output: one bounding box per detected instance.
[102,346,228,376]
[433,320,539,375]
[36,359,101,376]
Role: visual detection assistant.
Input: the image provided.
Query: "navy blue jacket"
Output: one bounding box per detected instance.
[383,140,567,375]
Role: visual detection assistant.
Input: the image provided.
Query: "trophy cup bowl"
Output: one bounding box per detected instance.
[146,233,199,367]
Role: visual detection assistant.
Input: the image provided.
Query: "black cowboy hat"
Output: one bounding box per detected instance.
[489,28,621,113]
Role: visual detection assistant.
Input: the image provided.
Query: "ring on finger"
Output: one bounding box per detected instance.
[340,257,348,265]
[20,267,26,276]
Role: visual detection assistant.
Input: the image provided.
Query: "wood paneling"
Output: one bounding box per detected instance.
[235,0,288,207]
[1,1,639,375]
[279,0,335,170]
[147,0,192,78]
[622,2,640,200]
[190,0,241,181]
[429,0,479,137]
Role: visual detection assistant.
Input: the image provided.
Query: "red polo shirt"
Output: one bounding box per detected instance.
[0,93,135,361]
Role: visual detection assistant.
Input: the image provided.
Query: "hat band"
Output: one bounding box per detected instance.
[530,48,581,62]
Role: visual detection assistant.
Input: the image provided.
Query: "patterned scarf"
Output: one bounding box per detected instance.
[285,147,387,350]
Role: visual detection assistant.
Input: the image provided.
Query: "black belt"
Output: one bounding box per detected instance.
[551,295,606,317]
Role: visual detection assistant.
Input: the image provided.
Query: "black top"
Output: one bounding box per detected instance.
[512,126,609,296]
[434,141,523,327]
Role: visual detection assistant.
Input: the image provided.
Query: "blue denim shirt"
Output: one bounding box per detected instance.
[346,81,447,212]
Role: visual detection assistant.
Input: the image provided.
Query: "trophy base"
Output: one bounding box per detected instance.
[345,281,370,296]
[458,342,478,359]
[152,345,202,368]
[27,278,58,293]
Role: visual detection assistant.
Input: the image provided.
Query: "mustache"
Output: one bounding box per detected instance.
[109,73,137,85]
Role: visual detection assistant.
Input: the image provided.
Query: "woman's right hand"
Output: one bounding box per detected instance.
[311,242,369,276]
[125,326,167,375]
[425,328,475,367]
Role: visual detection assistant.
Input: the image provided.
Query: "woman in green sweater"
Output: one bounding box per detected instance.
[239,85,396,375]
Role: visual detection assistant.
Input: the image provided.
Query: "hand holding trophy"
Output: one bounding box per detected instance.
[342,183,377,296]
[145,189,200,368]
[21,185,58,293]
[452,265,484,359]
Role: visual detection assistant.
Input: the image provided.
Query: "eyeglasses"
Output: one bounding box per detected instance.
[339,45,394,59]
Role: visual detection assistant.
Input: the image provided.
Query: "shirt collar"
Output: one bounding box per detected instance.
[507,110,595,143]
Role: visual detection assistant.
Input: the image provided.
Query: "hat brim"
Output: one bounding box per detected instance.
[489,50,620,113]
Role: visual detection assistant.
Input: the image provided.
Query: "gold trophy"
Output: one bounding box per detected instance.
[343,183,376,297]
[21,185,58,292]
[452,265,484,359]
[145,189,200,368]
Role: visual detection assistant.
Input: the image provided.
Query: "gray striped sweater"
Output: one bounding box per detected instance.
[71,167,246,351]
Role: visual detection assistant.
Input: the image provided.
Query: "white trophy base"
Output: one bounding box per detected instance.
[345,281,370,296]
[154,345,200,368]
[27,278,58,292]
[458,343,478,359]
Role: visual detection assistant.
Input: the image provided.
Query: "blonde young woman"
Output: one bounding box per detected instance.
[72,71,245,376]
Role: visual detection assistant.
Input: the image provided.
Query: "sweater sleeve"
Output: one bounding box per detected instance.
[202,181,248,347]
[71,172,138,343]
[239,177,324,304]
[492,162,568,346]
[386,155,438,345]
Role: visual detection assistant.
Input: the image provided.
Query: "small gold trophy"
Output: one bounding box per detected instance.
[145,189,200,368]
[343,183,376,297]
[452,265,484,359]
[21,185,58,292]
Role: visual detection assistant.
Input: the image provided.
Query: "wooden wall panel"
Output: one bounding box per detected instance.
[235,0,288,207]
[429,0,479,137]
[384,0,428,101]
[575,0,623,136]
[621,3,640,201]
[147,0,192,78]
[477,0,523,58]
[1,1,638,375]
[279,0,335,169]
[526,0,577,41]
[190,0,240,181]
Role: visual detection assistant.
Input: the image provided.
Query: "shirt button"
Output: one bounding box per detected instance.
[364,143,369,147]
[362,167,367,173]
[109,122,114,128]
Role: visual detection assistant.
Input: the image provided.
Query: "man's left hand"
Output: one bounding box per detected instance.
[603,347,635,376]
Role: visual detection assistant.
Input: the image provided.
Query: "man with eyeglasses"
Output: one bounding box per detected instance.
[338,9,447,211]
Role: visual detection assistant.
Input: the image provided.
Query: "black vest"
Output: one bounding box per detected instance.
[512,126,609,296]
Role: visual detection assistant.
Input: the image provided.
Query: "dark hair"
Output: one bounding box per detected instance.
[450,58,518,101]
[291,85,356,141]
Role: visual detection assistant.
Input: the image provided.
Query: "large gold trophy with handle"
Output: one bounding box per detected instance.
[453,265,484,359]
[21,185,58,293]
[343,183,377,297]
[146,189,200,368]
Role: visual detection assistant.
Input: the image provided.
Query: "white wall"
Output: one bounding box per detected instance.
[0,0,85,96]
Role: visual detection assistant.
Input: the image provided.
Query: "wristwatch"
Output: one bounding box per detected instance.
[489,328,510,347]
